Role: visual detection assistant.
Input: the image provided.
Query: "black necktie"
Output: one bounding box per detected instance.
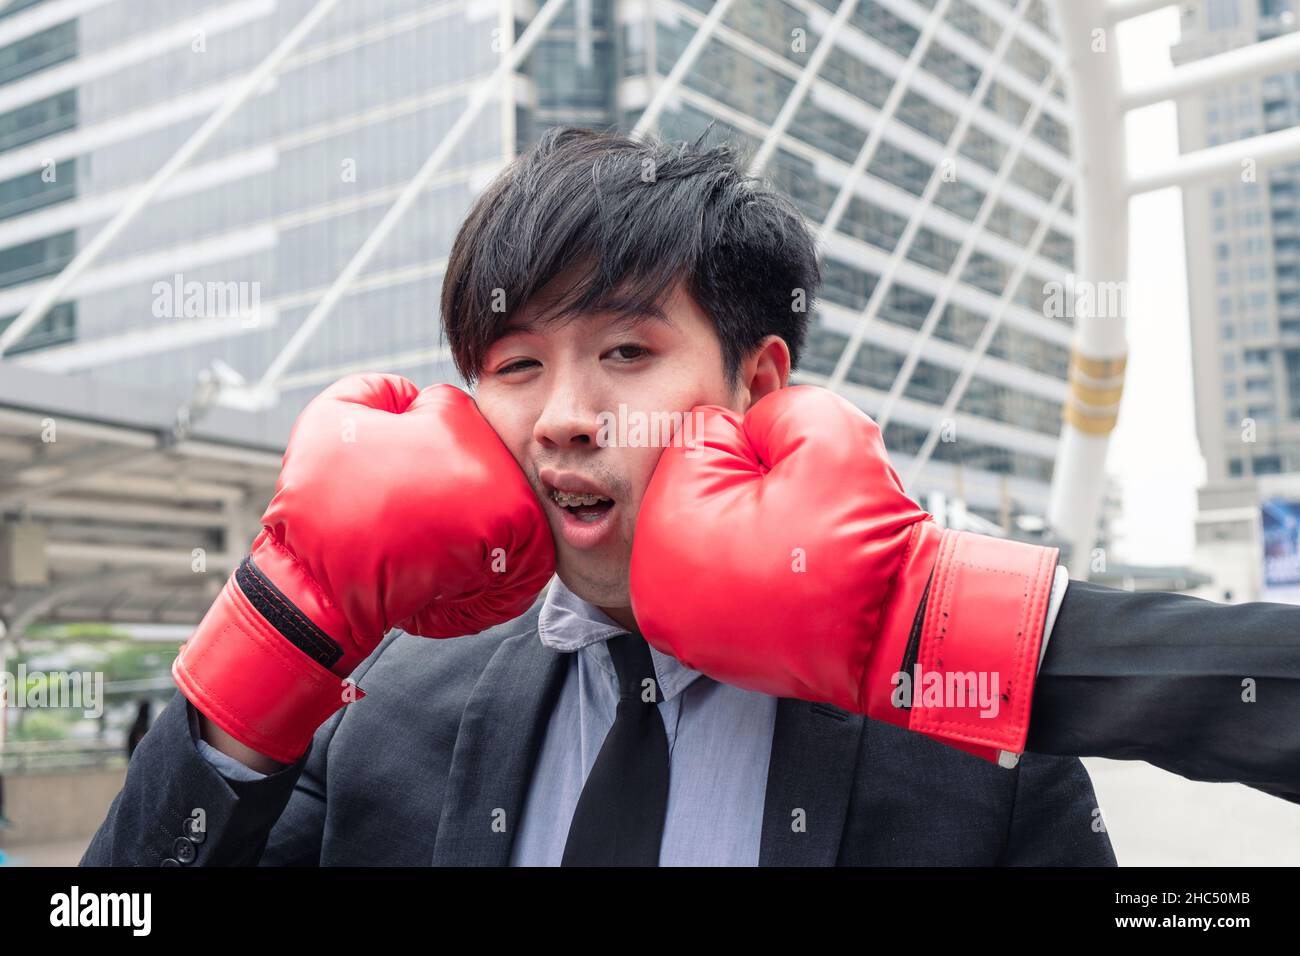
[561,632,670,866]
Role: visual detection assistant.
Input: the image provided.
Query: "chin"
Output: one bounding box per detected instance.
[556,557,631,609]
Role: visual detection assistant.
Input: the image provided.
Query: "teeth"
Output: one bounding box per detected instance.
[551,490,612,507]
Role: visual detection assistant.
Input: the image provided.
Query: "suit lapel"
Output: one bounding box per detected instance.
[759,698,864,866]
[431,625,568,866]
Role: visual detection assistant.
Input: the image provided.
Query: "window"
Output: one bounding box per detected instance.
[0,159,76,221]
[0,90,77,154]
[0,301,74,353]
[0,20,75,86]
[0,231,74,288]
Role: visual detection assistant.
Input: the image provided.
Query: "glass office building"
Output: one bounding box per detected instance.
[0,0,1077,525]
[1177,0,1300,481]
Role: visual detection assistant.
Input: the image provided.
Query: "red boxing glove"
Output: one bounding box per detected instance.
[629,385,1058,764]
[174,375,555,763]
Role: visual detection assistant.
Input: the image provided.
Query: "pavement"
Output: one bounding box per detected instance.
[0,837,88,867]
[1083,757,1300,865]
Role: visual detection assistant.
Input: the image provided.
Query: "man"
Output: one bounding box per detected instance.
[82,126,1285,868]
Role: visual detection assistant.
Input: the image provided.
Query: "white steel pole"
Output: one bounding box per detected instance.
[1047,0,1131,577]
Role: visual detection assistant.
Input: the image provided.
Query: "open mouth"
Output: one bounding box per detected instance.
[549,489,615,523]
[539,469,619,549]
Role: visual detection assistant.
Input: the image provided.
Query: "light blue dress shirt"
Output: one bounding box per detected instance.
[507,576,777,865]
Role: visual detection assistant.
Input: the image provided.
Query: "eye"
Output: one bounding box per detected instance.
[607,343,649,362]
[495,358,539,376]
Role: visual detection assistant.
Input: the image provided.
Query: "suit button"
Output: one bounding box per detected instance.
[160,858,181,867]
[182,815,206,845]
[173,837,197,864]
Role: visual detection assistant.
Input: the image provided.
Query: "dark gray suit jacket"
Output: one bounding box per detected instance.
[81,594,1116,867]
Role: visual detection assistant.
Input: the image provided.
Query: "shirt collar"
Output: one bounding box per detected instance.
[537,574,704,701]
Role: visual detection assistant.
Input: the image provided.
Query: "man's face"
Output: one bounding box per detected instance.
[473,279,742,617]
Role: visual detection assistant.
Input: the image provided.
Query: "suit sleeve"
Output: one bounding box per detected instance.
[79,688,319,866]
[1026,580,1300,804]
[81,631,402,866]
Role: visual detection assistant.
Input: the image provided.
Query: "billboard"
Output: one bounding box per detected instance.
[1261,498,1300,602]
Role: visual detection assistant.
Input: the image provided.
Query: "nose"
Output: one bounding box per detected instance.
[533,373,605,451]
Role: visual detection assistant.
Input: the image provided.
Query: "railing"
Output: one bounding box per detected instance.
[0,739,126,773]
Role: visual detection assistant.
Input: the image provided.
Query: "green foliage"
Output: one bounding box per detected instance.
[4,623,179,745]
[9,711,70,743]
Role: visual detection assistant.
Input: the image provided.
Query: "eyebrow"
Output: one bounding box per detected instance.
[502,307,671,336]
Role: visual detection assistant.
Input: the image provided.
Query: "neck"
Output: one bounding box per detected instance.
[599,603,640,634]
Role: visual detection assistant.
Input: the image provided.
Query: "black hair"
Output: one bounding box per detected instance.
[440,125,821,388]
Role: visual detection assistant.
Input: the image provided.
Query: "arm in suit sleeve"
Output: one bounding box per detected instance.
[1026,579,1300,803]
[81,631,401,866]
[79,688,317,866]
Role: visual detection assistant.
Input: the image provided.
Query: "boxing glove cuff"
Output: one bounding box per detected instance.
[173,560,365,765]
[868,525,1059,765]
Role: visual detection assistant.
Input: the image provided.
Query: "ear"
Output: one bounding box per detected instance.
[737,335,791,410]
